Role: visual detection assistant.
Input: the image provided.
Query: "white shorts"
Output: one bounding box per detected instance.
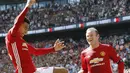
[34,67,54,73]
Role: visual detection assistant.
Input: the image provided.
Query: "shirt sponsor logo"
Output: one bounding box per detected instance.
[90,57,105,67]
[90,58,103,64]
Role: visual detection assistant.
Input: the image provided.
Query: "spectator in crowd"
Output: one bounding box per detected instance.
[0,0,130,33]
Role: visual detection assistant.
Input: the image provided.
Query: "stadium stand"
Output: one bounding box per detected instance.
[0,0,130,73]
[0,0,130,32]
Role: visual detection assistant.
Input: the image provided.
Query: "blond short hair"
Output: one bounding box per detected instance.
[86,27,99,35]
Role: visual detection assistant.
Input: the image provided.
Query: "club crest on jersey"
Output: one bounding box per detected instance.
[100,51,106,56]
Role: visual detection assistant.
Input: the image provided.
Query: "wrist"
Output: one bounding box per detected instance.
[25,4,32,8]
[52,46,56,51]
[53,46,56,50]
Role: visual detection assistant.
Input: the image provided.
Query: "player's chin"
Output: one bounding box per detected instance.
[21,34,25,37]
[21,33,26,36]
[88,42,91,45]
[88,42,93,45]
[25,32,27,35]
[24,33,27,36]
[24,32,28,35]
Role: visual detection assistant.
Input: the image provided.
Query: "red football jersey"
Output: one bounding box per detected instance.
[81,44,121,73]
[5,7,55,73]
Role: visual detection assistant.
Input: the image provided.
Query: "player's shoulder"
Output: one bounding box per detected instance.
[81,48,87,54]
[100,44,114,51]
[100,44,111,48]
[5,29,11,38]
[6,28,12,34]
[5,28,17,41]
[81,47,90,54]
[7,28,17,37]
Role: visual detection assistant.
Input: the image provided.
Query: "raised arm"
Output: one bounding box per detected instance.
[11,0,36,35]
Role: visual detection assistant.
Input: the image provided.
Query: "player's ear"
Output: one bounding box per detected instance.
[97,34,100,39]
[96,32,99,37]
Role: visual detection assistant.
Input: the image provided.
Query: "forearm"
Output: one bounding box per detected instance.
[11,1,33,34]
[16,7,29,23]
[83,70,88,73]
[15,0,34,24]
[118,62,124,73]
[80,53,88,73]
[26,0,35,8]
[32,47,55,55]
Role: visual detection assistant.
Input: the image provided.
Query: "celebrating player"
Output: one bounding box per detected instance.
[5,0,68,73]
[78,27,124,73]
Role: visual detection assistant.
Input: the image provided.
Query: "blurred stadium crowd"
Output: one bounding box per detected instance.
[0,0,130,73]
[0,34,130,73]
[0,0,130,32]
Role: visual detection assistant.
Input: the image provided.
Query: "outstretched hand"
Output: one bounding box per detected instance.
[54,39,66,51]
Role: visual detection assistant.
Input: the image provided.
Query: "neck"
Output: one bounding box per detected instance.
[90,42,100,49]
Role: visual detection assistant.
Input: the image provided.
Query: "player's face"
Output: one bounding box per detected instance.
[86,30,99,46]
[19,22,29,37]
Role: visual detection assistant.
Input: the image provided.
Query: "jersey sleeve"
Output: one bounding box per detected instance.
[80,52,88,73]
[108,45,121,63]
[118,61,124,73]
[108,45,124,73]
[11,7,29,36]
[27,44,55,55]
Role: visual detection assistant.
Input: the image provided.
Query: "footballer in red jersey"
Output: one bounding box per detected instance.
[5,0,68,73]
[78,27,124,73]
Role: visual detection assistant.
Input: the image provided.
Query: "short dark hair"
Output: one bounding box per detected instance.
[24,17,30,24]
[86,27,99,35]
